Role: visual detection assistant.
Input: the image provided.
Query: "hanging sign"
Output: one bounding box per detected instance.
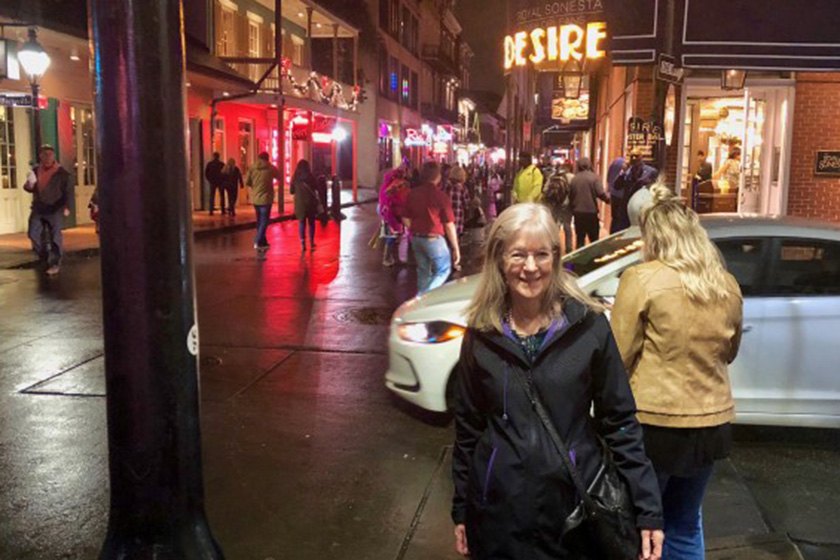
[627,117,663,164]
[656,54,684,84]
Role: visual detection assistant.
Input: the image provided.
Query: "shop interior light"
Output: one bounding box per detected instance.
[17,28,50,81]
[721,69,747,91]
[311,132,333,144]
[69,47,80,62]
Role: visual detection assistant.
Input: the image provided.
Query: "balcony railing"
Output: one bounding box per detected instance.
[421,44,459,76]
[219,60,360,112]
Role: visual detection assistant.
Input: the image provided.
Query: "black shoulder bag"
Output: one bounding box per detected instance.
[513,370,641,560]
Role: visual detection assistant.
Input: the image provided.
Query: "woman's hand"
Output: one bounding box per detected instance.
[639,528,664,560]
[454,524,469,556]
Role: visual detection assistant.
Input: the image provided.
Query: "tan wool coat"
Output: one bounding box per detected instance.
[611,260,743,428]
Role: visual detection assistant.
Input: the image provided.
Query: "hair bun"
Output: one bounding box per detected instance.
[649,181,678,205]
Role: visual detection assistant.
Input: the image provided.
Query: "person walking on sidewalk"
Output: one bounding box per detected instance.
[246,152,281,252]
[452,202,664,560]
[445,166,469,237]
[221,158,243,217]
[569,157,609,249]
[402,161,461,295]
[205,152,225,215]
[512,152,543,204]
[611,183,743,560]
[23,144,72,276]
[290,159,321,252]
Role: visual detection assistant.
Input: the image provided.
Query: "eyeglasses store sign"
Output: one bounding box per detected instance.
[504,21,607,70]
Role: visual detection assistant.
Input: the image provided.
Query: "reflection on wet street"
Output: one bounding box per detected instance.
[0,204,473,559]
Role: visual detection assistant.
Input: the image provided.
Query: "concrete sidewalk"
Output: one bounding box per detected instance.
[399,447,802,560]
[0,186,377,270]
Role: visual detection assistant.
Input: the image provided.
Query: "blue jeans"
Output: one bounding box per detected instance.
[411,236,451,294]
[298,216,316,244]
[254,204,270,247]
[28,210,64,267]
[656,465,715,560]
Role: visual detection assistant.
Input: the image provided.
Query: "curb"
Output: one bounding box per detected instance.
[4,198,377,270]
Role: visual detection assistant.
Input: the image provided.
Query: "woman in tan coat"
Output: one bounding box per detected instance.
[611,183,743,560]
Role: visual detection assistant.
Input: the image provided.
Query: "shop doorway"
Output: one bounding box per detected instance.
[679,82,793,216]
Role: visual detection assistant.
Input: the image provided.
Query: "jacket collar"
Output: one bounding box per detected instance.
[476,298,589,367]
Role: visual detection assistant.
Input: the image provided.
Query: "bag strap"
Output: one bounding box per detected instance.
[509,366,596,511]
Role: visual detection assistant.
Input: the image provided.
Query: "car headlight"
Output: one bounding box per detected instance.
[397,321,466,344]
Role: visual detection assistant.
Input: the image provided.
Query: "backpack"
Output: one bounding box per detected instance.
[543,174,570,209]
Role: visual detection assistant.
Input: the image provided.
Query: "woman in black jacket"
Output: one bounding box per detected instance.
[452,202,663,560]
[221,158,244,216]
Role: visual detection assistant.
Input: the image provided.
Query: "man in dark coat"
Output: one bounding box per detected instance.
[204,152,225,215]
[611,150,658,233]
[23,145,72,276]
[569,157,609,248]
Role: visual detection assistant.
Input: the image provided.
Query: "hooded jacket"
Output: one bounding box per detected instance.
[513,164,544,203]
[569,158,609,215]
[452,299,663,560]
[246,159,281,206]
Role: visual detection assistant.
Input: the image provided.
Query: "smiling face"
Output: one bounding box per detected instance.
[502,227,555,302]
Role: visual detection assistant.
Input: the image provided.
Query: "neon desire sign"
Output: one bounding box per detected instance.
[503,21,607,70]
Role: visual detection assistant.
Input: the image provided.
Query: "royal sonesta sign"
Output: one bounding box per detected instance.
[503,21,607,70]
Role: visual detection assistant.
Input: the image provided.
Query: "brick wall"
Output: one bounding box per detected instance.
[789,73,840,222]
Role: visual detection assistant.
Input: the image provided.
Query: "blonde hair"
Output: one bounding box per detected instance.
[640,182,732,302]
[465,203,604,332]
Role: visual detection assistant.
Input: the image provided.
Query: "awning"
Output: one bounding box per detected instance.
[606,0,840,72]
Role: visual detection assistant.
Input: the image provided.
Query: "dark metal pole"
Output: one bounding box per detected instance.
[652,0,676,173]
[87,0,223,557]
[31,82,41,156]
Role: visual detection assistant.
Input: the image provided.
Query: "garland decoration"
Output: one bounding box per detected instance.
[279,56,362,111]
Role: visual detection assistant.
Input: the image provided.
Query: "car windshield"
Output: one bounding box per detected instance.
[562,230,643,277]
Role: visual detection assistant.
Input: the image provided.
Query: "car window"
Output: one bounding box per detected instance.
[715,238,766,295]
[766,239,840,296]
[562,231,642,277]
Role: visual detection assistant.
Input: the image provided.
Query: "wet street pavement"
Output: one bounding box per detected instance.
[1,204,838,559]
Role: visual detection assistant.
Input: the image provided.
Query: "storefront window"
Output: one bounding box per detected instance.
[71,106,97,187]
[212,117,225,158]
[0,107,16,190]
[238,119,254,172]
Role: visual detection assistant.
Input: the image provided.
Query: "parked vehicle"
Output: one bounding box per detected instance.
[386,216,840,428]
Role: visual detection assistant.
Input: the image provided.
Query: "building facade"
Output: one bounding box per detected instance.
[503,1,840,225]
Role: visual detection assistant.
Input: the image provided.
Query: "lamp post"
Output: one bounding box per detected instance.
[17,27,50,156]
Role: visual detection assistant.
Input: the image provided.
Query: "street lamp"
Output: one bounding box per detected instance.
[17,28,50,155]
[721,69,747,91]
[558,58,584,100]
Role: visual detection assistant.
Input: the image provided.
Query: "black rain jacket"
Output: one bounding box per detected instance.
[452,299,663,560]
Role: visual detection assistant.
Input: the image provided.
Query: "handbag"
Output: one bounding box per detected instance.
[512,370,641,560]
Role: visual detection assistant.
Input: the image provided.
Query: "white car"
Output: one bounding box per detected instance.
[386,216,840,428]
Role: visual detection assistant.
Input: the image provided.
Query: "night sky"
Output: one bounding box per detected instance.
[456,0,507,95]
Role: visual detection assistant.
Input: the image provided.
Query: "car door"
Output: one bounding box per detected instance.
[755,238,840,425]
[713,237,772,421]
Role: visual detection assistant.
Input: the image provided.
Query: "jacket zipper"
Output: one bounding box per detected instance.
[482,446,499,504]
